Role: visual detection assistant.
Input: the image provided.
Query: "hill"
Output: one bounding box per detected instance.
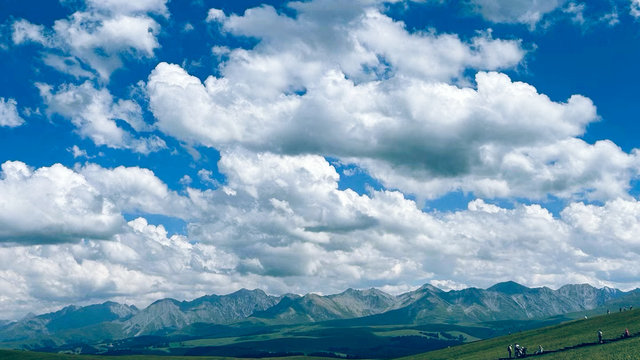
[404,307,640,359]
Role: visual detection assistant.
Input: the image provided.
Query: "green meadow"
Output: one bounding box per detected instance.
[406,308,640,360]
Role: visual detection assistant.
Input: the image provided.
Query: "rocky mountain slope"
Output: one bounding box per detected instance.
[1,282,637,349]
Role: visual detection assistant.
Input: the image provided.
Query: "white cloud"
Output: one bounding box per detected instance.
[5,0,640,321]
[51,12,160,79]
[0,217,237,319]
[0,161,124,244]
[599,7,620,27]
[3,155,640,319]
[147,60,624,201]
[632,0,640,18]
[67,145,89,158]
[79,164,195,219]
[179,175,192,186]
[145,0,640,203]
[206,8,225,22]
[38,81,165,154]
[0,97,25,127]
[42,54,94,79]
[469,0,566,27]
[84,0,168,16]
[11,0,167,79]
[197,169,220,186]
[563,2,586,25]
[11,19,49,46]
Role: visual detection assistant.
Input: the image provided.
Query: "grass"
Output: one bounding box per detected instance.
[402,308,640,360]
[537,335,640,359]
[0,349,334,360]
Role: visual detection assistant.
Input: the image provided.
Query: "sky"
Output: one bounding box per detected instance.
[1,0,640,320]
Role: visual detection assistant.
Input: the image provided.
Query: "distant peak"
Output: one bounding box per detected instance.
[150,298,180,306]
[418,283,444,293]
[488,281,530,294]
[21,312,37,320]
[229,288,266,296]
[558,283,596,291]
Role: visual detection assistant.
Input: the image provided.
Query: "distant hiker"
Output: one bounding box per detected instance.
[514,343,521,357]
[521,347,527,357]
[507,344,512,358]
[624,328,630,338]
[620,307,623,312]
[537,345,543,354]
[598,329,603,343]
[607,309,610,315]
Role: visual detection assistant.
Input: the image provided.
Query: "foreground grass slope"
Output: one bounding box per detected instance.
[406,308,640,360]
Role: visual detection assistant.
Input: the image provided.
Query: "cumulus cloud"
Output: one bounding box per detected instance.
[4,154,640,319]
[79,163,195,219]
[146,61,629,201]
[0,97,25,127]
[0,161,124,244]
[11,0,166,79]
[146,0,640,202]
[182,150,640,293]
[0,217,238,319]
[5,0,640,321]
[38,81,165,153]
[0,160,201,245]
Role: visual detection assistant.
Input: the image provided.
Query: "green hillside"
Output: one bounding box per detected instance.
[405,308,640,360]
[0,350,333,360]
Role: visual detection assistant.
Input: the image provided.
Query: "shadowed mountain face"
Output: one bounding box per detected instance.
[0,282,635,349]
[0,301,138,343]
[121,289,281,336]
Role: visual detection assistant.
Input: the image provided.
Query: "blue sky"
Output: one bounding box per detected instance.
[1,0,640,319]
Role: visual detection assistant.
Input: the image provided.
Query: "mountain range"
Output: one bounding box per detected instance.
[1,281,638,350]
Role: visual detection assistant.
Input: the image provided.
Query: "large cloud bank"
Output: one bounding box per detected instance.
[2,0,640,320]
[2,155,640,319]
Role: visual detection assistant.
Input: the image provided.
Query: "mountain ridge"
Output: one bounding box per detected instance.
[1,282,638,350]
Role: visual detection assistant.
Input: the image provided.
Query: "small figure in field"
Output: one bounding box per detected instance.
[514,343,521,357]
[536,345,543,354]
[507,344,512,358]
[607,309,610,315]
[521,347,527,357]
[624,328,630,338]
[620,307,623,312]
[598,329,603,343]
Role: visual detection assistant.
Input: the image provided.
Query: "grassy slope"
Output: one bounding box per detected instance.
[403,308,640,360]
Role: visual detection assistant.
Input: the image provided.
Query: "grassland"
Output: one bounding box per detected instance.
[405,308,640,360]
[0,350,334,360]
